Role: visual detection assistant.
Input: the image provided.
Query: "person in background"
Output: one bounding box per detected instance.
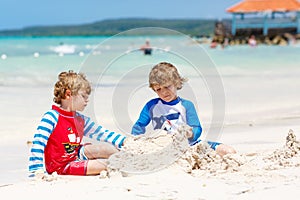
[29,70,127,178]
[210,39,218,49]
[140,40,152,55]
[131,62,236,156]
[248,35,257,47]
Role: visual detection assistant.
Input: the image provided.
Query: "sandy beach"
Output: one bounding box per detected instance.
[1,83,300,199]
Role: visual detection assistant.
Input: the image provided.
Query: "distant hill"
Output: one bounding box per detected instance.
[0,18,230,37]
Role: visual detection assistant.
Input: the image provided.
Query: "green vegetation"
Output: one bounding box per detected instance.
[0,18,230,37]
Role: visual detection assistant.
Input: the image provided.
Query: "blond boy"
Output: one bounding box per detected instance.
[29,70,126,177]
[132,62,236,156]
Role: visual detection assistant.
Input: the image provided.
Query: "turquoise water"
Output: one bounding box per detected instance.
[1,35,300,87]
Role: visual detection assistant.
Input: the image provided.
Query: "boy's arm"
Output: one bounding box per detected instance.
[131,103,152,135]
[28,110,58,175]
[182,100,202,145]
[82,115,126,148]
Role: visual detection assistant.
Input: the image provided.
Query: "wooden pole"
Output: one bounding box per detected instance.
[263,13,268,35]
[232,14,236,35]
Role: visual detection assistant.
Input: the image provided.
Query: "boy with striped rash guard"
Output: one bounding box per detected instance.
[131,62,236,156]
[29,70,127,177]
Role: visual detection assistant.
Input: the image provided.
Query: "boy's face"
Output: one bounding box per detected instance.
[71,89,89,111]
[152,83,177,102]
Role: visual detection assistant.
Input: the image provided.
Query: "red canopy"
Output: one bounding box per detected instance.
[227,0,300,13]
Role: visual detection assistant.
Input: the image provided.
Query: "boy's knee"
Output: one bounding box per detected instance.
[216,144,236,156]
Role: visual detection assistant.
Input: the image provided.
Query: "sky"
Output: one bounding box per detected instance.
[0,0,241,30]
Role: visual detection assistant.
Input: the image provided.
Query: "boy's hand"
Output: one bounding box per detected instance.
[29,169,45,180]
[29,170,57,181]
[122,138,127,146]
[177,124,193,138]
[122,136,136,147]
[186,130,193,139]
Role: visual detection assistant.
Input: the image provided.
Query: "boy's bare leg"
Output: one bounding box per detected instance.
[86,159,107,175]
[84,142,119,159]
[216,144,236,156]
[84,142,120,175]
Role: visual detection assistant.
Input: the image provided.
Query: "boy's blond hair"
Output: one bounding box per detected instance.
[149,62,187,90]
[53,70,91,104]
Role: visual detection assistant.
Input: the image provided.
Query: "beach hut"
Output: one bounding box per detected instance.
[226,0,300,35]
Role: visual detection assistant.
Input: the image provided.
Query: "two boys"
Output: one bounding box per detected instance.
[29,63,235,177]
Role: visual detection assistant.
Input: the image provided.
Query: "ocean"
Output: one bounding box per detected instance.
[1,34,300,134]
[1,35,300,86]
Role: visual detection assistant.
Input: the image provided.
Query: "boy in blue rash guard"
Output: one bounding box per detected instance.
[131,62,236,156]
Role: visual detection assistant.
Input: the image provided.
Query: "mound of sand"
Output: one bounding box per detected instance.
[108,125,300,179]
[262,129,300,170]
[177,142,247,175]
[107,124,191,175]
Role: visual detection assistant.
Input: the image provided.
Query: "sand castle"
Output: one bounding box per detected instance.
[107,125,300,180]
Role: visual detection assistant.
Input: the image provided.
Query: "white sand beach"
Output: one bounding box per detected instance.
[1,83,300,199]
